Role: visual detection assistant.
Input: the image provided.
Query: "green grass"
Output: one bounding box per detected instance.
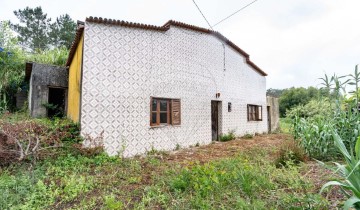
[136,150,328,209]
[0,147,330,209]
[0,113,332,209]
[280,117,292,133]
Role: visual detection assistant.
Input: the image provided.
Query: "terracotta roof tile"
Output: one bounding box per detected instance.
[65,26,84,67]
[66,17,267,76]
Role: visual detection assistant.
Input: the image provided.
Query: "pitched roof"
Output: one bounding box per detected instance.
[65,26,84,66]
[66,17,267,76]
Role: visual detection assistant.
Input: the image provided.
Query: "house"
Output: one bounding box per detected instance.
[66,17,270,157]
[26,62,68,118]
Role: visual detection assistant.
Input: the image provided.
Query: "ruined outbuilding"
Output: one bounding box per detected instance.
[266,96,280,132]
[26,62,68,118]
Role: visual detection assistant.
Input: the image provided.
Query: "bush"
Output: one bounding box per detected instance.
[286,98,333,119]
[219,130,236,142]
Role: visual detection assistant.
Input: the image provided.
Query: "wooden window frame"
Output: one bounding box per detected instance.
[150,97,181,126]
[247,104,262,121]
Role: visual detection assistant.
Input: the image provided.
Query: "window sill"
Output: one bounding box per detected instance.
[149,125,181,129]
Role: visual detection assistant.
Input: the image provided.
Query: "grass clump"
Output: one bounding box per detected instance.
[219,130,236,142]
[242,133,254,139]
[275,139,307,168]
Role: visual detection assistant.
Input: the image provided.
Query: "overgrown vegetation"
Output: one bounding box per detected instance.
[278,86,328,117]
[288,65,360,208]
[0,19,70,112]
[292,65,360,160]
[0,130,330,209]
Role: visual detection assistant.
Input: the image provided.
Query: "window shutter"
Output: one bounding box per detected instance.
[171,99,181,125]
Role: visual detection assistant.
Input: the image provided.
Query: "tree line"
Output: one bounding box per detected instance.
[267,86,331,117]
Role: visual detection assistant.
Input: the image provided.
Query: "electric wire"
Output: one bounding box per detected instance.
[192,0,214,30]
[212,0,259,28]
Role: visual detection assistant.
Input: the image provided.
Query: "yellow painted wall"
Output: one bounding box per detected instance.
[67,34,83,122]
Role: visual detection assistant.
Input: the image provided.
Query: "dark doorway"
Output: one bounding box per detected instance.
[211,101,219,141]
[48,87,66,118]
[267,106,271,133]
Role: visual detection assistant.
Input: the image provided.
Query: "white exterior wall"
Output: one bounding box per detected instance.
[81,22,267,156]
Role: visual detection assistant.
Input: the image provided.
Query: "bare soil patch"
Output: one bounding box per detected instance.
[165,133,290,165]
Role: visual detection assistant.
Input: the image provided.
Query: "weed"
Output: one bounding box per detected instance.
[242,133,253,139]
[275,140,307,168]
[219,130,236,142]
[104,194,123,210]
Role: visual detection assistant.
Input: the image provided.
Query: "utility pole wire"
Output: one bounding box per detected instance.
[192,0,214,30]
[212,0,259,28]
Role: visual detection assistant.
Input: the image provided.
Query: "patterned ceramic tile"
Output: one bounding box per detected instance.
[81,22,268,156]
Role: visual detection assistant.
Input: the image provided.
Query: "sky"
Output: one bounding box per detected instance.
[1,0,360,89]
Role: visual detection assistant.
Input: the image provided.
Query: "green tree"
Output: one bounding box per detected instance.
[12,6,51,51]
[279,87,322,117]
[49,14,76,49]
[0,21,18,50]
[0,22,25,111]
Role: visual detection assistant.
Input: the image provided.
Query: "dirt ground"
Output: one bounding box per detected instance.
[164,133,289,164]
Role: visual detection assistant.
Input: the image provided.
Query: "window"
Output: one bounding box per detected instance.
[150,97,181,126]
[228,102,232,112]
[247,104,262,121]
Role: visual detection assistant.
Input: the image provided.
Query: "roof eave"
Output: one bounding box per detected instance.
[65,26,84,67]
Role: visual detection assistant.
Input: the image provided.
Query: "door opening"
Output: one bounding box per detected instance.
[211,101,220,141]
[267,106,271,133]
[48,87,66,118]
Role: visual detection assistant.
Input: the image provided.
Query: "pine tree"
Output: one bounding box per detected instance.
[12,6,51,51]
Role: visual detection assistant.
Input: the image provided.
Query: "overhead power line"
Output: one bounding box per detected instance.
[192,0,214,30]
[212,0,259,28]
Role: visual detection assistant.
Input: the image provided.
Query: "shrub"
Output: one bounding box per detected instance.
[286,98,333,119]
[219,130,236,142]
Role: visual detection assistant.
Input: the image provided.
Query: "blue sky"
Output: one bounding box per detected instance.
[1,0,360,89]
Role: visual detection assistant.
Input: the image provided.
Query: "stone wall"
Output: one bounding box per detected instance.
[266,96,280,132]
[28,63,68,118]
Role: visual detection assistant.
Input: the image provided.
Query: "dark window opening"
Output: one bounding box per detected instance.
[228,102,232,112]
[47,87,66,118]
[247,104,262,121]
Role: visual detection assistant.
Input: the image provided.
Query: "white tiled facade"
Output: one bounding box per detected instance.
[81,22,267,156]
